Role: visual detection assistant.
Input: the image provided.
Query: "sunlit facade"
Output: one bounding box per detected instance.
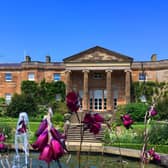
[0,46,168,112]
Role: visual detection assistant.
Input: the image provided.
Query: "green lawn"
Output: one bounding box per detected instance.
[1,117,168,154]
[0,117,64,143]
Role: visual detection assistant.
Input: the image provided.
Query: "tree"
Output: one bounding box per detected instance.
[7,93,37,117]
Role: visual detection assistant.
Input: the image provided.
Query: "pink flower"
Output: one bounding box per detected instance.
[148,148,155,156]
[66,91,79,113]
[17,119,27,133]
[148,148,161,163]
[32,131,48,151]
[149,106,157,117]
[35,119,48,137]
[0,133,6,142]
[0,143,6,151]
[90,122,101,134]
[122,114,132,121]
[39,144,53,163]
[50,139,64,160]
[83,113,104,134]
[83,113,93,123]
[153,153,161,162]
[50,127,63,140]
[93,113,104,123]
[121,114,133,129]
[50,127,68,152]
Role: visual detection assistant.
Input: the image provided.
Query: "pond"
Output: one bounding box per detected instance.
[0,152,162,168]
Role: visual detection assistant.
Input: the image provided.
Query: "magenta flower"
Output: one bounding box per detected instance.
[90,122,101,134]
[50,127,68,153]
[66,91,79,113]
[153,153,161,162]
[0,143,6,151]
[32,131,48,151]
[83,113,93,123]
[148,148,155,156]
[83,113,104,134]
[148,148,161,162]
[50,127,63,140]
[17,119,27,133]
[51,139,64,160]
[35,119,48,137]
[0,133,5,142]
[121,114,133,129]
[93,113,104,123]
[39,144,53,164]
[149,106,157,117]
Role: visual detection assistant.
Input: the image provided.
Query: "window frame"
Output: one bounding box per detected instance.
[53,73,61,81]
[5,73,12,81]
[139,73,146,81]
[93,72,103,79]
[28,72,35,81]
[5,93,12,104]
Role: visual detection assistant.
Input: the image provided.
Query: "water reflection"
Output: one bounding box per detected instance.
[0,152,161,168]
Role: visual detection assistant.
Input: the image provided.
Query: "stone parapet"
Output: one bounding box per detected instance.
[132,60,168,70]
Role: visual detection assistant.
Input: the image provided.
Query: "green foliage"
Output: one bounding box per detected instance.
[156,96,168,120]
[0,97,5,104]
[6,93,37,117]
[103,125,144,145]
[21,80,38,96]
[52,113,64,123]
[125,103,148,122]
[50,101,68,115]
[116,103,148,122]
[0,97,7,116]
[36,80,65,105]
[0,123,13,140]
[148,123,168,145]
[21,80,66,106]
[132,81,164,103]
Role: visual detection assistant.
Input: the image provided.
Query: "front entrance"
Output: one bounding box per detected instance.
[89,89,107,112]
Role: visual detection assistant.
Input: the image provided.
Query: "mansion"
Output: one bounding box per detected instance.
[0,46,168,113]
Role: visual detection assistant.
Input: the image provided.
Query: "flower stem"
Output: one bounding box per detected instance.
[141,109,150,166]
[78,123,84,168]
[56,159,62,168]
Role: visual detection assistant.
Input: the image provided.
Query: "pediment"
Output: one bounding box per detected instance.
[63,46,133,63]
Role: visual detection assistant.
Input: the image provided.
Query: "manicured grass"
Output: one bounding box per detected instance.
[0,118,40,143]
[1,117,168,154]
[0,117,64,143]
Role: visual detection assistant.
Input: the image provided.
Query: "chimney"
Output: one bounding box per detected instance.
[46,56,51,63]
[151,54,157,61]
[25,56,31,62]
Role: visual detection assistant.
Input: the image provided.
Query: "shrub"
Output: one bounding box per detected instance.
[125,103,148,122]
[52,113,64,123]
[116,103,148,122]
[50,101,68,115]
[148,123,168,145]
[0,123,13,141]
[0,97,7,117]
[156,96,168,120]
[6,93,37,117]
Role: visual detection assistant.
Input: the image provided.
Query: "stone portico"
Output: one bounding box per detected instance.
[63,46,133,114]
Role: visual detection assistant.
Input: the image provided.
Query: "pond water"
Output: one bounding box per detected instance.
[0,152,162,168]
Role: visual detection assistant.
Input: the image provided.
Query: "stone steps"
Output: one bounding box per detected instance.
[66,124,104,143]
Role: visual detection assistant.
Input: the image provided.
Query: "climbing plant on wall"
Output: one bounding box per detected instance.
[131,81,166,103]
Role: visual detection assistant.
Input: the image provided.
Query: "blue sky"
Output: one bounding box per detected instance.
[0,0,168,63]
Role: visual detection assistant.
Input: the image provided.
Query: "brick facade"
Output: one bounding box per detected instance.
[0,46,168,112]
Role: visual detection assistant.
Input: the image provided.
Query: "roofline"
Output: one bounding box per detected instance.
[63,46,133,62]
